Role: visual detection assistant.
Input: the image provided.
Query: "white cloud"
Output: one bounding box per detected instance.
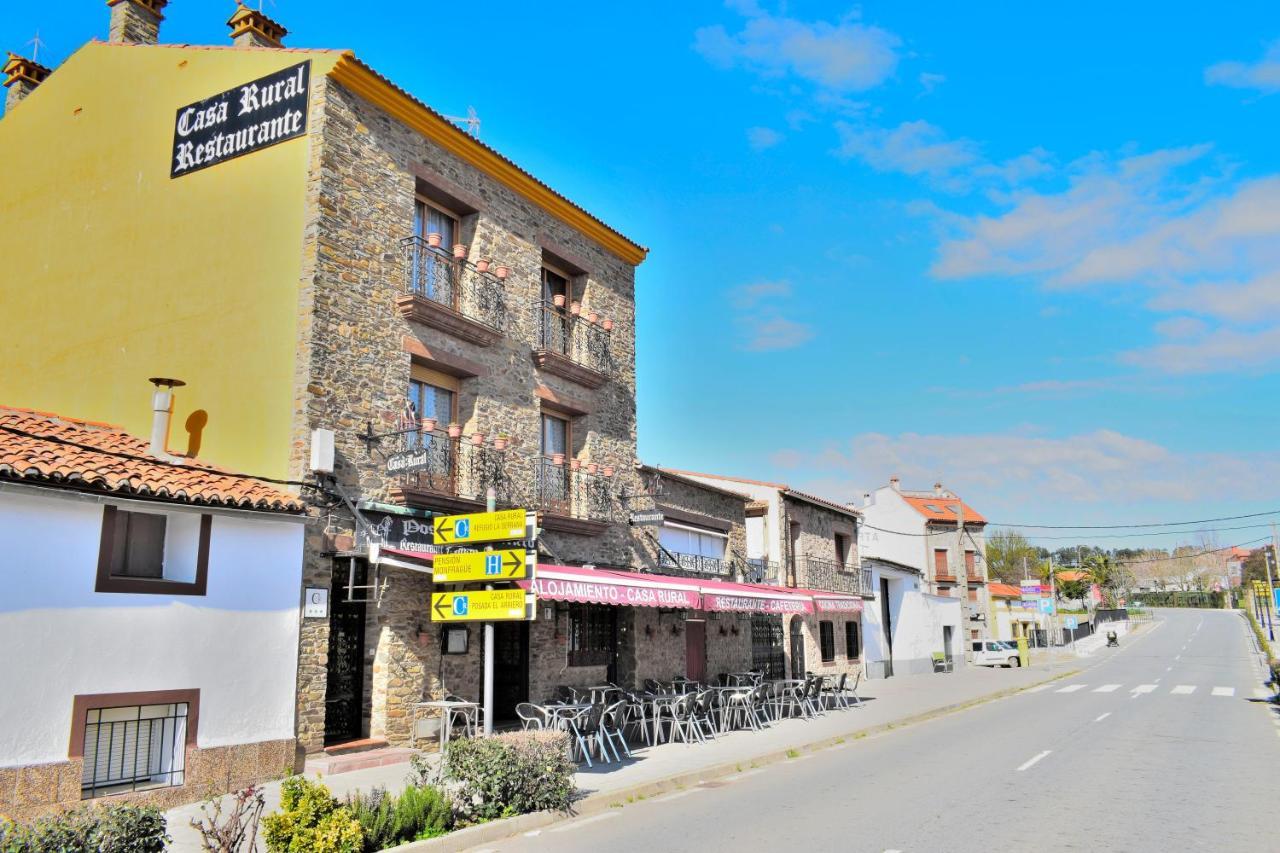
[835,120,980,178]
[1206,39,1280,93]
[772,428,1280,508]
[746,126,783,150]
[728,280,815,350]
[918,71,946,97]
[1120,325,1280,374]
[694,6,900,92]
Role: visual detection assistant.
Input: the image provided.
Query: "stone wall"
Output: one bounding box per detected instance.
[634,468,748,578]
[787,613,864,683]
[704,612,754,681]
[786,496,861,594]
[0,738,294,824]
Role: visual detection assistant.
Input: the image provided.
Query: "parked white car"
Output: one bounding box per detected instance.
[971,640,1021,668]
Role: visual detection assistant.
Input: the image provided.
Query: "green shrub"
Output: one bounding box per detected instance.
[442,730,575,823]
[347,785,451,850]
[262,776,362,853]
[0,804,169,853]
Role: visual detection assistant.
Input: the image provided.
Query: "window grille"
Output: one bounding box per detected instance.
[845,621,861,659]
[81,703,187,799]
[567,603,616,667]
[819,621,836,662]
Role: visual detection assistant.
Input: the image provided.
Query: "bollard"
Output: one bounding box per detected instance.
[1017,636,1029,667]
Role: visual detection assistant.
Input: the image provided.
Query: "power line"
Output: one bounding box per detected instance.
[995,509,1280,530]
[1111,537,1270,566]
[1022,522,1277,541]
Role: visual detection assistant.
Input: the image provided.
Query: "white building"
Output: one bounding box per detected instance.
[860,478,991,648]
[860,557,964,677]
[0,405,305,820]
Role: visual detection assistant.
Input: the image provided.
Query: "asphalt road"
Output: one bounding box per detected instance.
[471,609,1279,853]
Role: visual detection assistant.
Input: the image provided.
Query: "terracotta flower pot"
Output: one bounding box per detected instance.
[452,243,467,259]
[494,436,508,451]
[426,233,442,248]
[587,462,599,475]
[602,318,614,332]
[588,311,600,324]
[570,459,581,471]
[471,432,485,446]
[553,294,566,308]
[552,452,566,466]
[602,465,615,478]
[420,417,437,433]
[476,259,491,273]
[495,265,509,279]
[570,301,581,316]
[447,423,462,439]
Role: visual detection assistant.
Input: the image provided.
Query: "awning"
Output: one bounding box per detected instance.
[791,587,865,614]
[699,577,814,615]
[528,565,702,610]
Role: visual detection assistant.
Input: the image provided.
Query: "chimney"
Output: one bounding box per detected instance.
[3,53,51,114]
[147,377,185,461]
[227,3,288,49]
[107,0,167,46]
[888,476,900,491]
[934,482,944,496]
[862,492,873,508]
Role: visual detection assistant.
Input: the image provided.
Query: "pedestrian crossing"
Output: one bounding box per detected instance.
[1027,682,1247,697]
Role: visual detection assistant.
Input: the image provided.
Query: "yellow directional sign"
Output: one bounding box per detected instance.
[433,509,529,546]
[433,549,534,583]
[431,589,531,622]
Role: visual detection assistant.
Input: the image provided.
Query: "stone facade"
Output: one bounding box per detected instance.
[107,0,164,46]
[0,738,294,823]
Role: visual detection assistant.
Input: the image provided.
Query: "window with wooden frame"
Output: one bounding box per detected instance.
[567,603,616,667]
[411,199,462,302]
[834,532,849,570]
[819,620,836,662]
[408,365,460,430]
[95,506,210,595]
[964,549,977,577]
[539,411,570,459]
[933,548,949,576]
[71,689,198,800]
[845,620,861,659]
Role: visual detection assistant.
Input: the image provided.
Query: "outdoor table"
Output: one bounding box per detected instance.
[728,672,761,686]
[587,685,622,704]
[413,699,477,750]
[542,702,591,731]
[641,693,681,744]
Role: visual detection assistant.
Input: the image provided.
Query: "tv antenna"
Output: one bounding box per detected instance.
[444,106,481,138]
[26,31,46,62]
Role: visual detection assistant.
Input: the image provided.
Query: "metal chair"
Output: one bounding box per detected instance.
[556,685,581,703]
[601,700,632,759]
[824,673,849,710]
[568,704,616,767]
[443,693,480,737]
[515,702,548,730]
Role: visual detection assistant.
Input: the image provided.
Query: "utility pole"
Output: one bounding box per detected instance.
[1266,526,1280,643]
[1048,553,1058,648]
[481,487,496,735]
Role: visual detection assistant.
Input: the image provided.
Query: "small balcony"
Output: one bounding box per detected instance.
[798,556,874,597]
[532,300,612,388]
[396,238,508,346]
[659,550,732,577]
[742,558,783,585]
[533,457,617,533]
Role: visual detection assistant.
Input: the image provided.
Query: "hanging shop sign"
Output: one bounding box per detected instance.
[432,549,535,583]
[171,61,310,178]
[702,592,812,615]
[357,511,435,554]
[629,510,665,526]
[432,509,531,546]
[431,589,532,622]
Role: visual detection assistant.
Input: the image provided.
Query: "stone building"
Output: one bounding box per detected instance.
[670,471,874,684]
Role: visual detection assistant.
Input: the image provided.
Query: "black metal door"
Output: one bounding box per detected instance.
[493,620,529,721]
[751,615,785,680]
[789,617,806,678]
[324,560,366,746]
[880,577,894,677]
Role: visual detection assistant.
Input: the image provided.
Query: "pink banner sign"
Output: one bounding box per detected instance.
[813,597,864,613]
[703,592,813,615]
[533,576,700,610]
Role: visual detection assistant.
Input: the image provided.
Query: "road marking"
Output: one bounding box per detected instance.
[1017,750,1052,772]
[1132,684,1157,695]
[1212,687,1235,697]
[1094,684,1121,693]
[1166,666,1173,672]
[1172,685,1196,695]
[1174,655,1181,661]
[523,829,543,837]
[550,813,620,832]
[1025,684,1053,693]
[1095,712,1112,722]
[1056,684,1087,693]
[650,790,701,805]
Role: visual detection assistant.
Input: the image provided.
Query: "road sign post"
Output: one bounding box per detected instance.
[432,549,535,583]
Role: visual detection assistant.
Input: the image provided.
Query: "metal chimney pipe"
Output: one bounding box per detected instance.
[147,377,185,459]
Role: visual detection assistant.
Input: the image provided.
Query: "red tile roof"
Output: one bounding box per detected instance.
[1055,570,1089,582]
[902,495,987,524]
[989,583,1023,599]
[0,406,303,512]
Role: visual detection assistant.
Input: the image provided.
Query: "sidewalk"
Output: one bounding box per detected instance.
[165,650,1084,851]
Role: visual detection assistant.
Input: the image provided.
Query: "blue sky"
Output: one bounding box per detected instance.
[8,2,1280,549]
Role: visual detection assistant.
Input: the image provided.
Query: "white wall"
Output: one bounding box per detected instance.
[860,561,965,677]
[0,488,304,767]
[859,487,926,571]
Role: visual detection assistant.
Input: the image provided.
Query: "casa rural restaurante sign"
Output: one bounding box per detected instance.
[171,61,310,178]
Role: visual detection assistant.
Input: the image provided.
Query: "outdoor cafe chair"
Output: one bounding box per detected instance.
[723,684,763,731]
[643,678,664,694]
[568,704,617,767]
[691,690,719,741]
[556,685,582,703]
[803,677,825,716]
[443,693,481,737]
[931,652,953,673]
[823,674,849,710]
[601,700,632,759]
[515,702,549,730]
[844,670,864,707]
[661,693,702,745]
[622,692,652,746]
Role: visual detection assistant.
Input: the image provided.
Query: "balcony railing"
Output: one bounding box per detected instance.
[798,556,874,597]
[742,558,783,585]
[398,238,508,344]
[390,431,618,525]
[659,550,732,577]
[532,300,612,387]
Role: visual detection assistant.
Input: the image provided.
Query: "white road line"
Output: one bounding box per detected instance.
[1025,684,1054,693]
[549,813,620,833]
[650,790,701,805]
[1056,684,1087,693]
[1132,684,1157,695]
[1212,687,1236,697]
[1017,750,1052,772]
[1095,712,1112,722]
[1093,684,1121,693]
[523,829,543,837]
[1165,666,1173,672]
[1172,685,1196,695]
[1174,655,1181,661]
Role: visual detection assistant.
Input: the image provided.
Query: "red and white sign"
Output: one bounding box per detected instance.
[533,575,700,609]
[703,592,812,614]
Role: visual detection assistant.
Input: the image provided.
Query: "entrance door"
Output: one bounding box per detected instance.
[493,621,529,722]
[880,577,894,678]
[789,617,806,678]
[751,615,785,680]
[942,625,954,669]
[685,621,706,682]
[324,559,367,746]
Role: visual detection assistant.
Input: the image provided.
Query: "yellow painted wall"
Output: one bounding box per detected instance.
[0,43,338,479]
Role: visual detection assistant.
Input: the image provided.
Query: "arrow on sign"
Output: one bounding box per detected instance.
[506,552,523,576]
[433,596,450,620]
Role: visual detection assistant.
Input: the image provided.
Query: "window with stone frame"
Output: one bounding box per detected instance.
[845,620,861,659]
[567,603,616,667]
[819,620,836,662]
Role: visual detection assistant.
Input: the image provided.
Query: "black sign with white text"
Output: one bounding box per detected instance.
[171,61,310,178]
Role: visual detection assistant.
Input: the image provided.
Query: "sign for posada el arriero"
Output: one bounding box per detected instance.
[171,61,310,178]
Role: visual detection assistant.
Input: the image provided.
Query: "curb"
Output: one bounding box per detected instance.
[393,665,1083,852]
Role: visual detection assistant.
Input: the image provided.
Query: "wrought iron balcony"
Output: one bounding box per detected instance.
[533,457,617,525]
[797,555,874,597]
[742,558,783,585]
[532,300,612,388]
[659,550,732,577]
[397,238,508,346]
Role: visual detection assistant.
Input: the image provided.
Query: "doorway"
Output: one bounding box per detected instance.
[789,617,806,678]
[751,615,785,680]
[942,625,954,669]
[324,559,367,746]
[880,577,894,678]
[685,620,707,682]
[493,621,529,722]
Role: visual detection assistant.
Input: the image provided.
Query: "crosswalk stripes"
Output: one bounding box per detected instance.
[1032,682,1245,698]
[1171,685,1196,695]
[1093,684,1121,693]
[1056,684,1087,693]
[1212,687,1235,697]
[1132,684,1157,694]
